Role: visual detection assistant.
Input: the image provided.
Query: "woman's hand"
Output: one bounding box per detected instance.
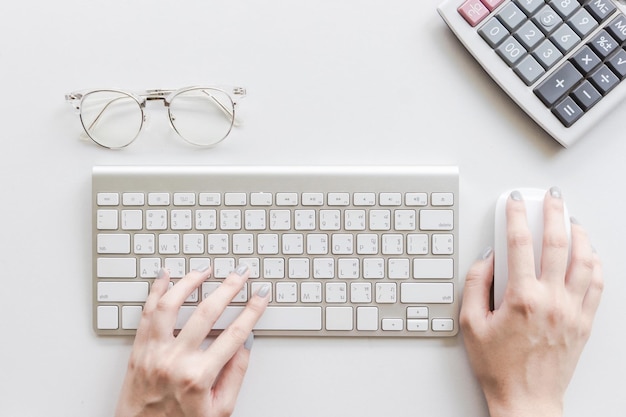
[115,264,270,417]
[461,188,603,417]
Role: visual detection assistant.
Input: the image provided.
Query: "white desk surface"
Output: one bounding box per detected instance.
[1,1,624,416]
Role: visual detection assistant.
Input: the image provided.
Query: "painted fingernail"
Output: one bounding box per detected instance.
[244,333,254,350]
[479,246,493,260]
[550,186,562,198]
[157,268,167,279]
[235,263,249,276]
[255,284,270,298]
[510,190,522,201]
[195,263,211,273]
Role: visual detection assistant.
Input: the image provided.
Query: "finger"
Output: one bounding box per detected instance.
[539,187,570,284]
[565,219,594,297]
[135,268,171,344]
[506,191,536,285]
[151,264,212,339]
[460,247,495,334]
[581,252,603,323]
[176,264,251,348]
[210,338,253,415]
[203,285,270,376]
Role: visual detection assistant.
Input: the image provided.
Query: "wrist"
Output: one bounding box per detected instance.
[485,393,563,417]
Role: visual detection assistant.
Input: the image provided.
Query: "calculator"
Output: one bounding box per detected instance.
[438,0,626,147]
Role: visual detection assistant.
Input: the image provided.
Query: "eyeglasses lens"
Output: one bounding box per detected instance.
[80,91,143,148]
[168,88,235,147]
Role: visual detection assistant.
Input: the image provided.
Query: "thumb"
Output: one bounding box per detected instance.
[460,247,494,330]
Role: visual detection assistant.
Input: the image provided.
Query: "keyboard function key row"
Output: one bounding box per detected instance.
[96,192,454,208]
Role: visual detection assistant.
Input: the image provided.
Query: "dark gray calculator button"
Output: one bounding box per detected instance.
[534,61,583,106]
[606,14,626,44]
[568,8,599,38]
[553,96,584,127]
[479,17,510,48]
[571,45,602,74]
[571,80,602,110]
[548,0,580,19]
[607,49,626,79]
[589,30,619,59]
[514,54,546,85]
[590,64,621,94]
[532,5,564,35]
[584,0,617,23]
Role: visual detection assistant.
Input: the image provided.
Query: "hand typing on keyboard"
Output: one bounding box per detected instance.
[460,190,603,417]
[114,264,270,417]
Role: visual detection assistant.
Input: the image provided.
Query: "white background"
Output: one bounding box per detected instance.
[1,1,624,416]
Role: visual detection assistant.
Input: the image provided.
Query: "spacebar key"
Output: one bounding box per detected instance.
[256,307,322,330]
[210,306,323,330]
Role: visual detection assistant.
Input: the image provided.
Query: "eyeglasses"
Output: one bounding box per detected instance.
[65,86,246,149]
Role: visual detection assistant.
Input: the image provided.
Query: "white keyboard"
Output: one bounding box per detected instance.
[438,0,626,147]
[92,165,459,337]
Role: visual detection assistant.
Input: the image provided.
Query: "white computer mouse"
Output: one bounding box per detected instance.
[493,188,571,309]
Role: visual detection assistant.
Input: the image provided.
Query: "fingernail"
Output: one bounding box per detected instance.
[235,263,249,276]
[255,284,270,298]
[510,190,522,201]
[244,333,254,350]
[157,268,167,279]
[195,263,211,273]
[570,216,580,225]
[479,246,493,260]
[550,186,562,198]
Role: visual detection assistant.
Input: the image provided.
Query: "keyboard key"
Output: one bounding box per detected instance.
[514,54,546,85]
[584,0,617,22]
[589,30,619,59]
[97,306,118,330]
[356,306,379,330]
[496,36,527,66]
[97,234,131,254]
[570,45,602,75]
[534,61,583,106]
[497,2,526,31]
[532,39,564,69]
[479,17,510,48]
[413,258,454,279]
[532,5,563,35]
[400,283,454,303]
[97,258,136,278]
[606,49,626,79]
[419,209,454,230]
[568,7,599,38]
[432,318,455,331]
[326,307,353,330]
[97,281,148,302]
[97,192,119,206]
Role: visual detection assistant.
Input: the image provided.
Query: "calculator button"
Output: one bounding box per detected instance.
[584,0,617,23]
[548,0,580,19]
[606,49,626,80]
[514,20,545,50]
[534,61,583,106]
[552,96,584,127]
[589,64,621,95]
[532,39,564,69]
[568,8,599,38]
[571,80,602,111]
[482,0,506,11]
[606,14,626,44]
[532,5,563,35]
[515,54,546,85]
[497,2,527,31]
[549,23,581,53]
[479,17,510,48]
[570,45,602,75]
[589,30,619,59]
[514,0,544,16]
[458,0,490,27]
[497,36,527,66]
